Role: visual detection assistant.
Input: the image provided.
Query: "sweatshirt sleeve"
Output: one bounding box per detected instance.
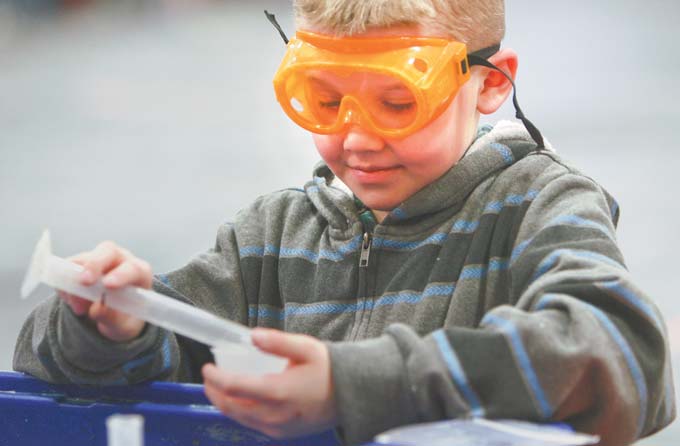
[329,170,676,445]
[13,222,249,385]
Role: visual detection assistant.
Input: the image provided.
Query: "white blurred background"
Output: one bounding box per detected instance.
[0,0,678,443]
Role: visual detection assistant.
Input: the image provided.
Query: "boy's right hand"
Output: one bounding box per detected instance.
[58,241,150,343]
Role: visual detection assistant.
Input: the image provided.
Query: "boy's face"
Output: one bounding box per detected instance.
[307,25,485,214]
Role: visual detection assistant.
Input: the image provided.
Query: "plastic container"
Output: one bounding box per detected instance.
[0,371,339,446]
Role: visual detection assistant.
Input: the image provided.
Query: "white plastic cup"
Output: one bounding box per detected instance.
[106,414,144,446]
[211,343,288,375]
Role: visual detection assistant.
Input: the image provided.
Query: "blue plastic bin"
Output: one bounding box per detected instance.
[0,371,340,446]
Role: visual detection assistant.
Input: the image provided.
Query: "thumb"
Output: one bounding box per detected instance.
[251,328,313,363]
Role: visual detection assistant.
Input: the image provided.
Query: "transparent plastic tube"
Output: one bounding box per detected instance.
[22,231,288,375]
[37,249,250,345]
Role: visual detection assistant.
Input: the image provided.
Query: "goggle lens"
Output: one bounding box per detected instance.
[283,69,420,134]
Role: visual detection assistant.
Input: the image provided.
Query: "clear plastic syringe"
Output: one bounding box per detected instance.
[21,230,252,347]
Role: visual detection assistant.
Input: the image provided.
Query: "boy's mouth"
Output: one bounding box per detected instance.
[347,164,402,183]
[348,164,400,173]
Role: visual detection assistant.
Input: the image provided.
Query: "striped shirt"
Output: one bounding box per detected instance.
[14,121,675,446]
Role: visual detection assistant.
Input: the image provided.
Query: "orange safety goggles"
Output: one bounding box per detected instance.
[265,10,544,147]
[273,30,475,139]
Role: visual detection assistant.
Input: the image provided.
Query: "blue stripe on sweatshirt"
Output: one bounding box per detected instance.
[391,207,408,220]
[491,142,514,164]
[600,279,676,424]
[249,283,455,320]
[239,236,362,264]
[458,260,509,281]
[549,215,614,240]
[536,295,648,437]
[346,190,539,252]
[484,190,539,214]
[511,239,532,262]
[531,249,626,282]
[512,214,616,264]
[158,274,171,286]
[122,334,171,375]
[433,330,486,417]
[373,233,448,251]
[240,188,541,262]
[599,280,664,331]
[242,190,540,261]
[481,313,553,419]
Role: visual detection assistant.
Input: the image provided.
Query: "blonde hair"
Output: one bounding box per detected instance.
[293,0,505,51]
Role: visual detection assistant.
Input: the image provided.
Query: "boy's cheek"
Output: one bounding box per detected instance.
[311,133,331,152]
[312,134,343,160]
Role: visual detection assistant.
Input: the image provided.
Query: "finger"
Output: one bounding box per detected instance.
[67,252,90,266]
[69,295,92,316]
[58,291,92,316]
[88,300,144,341]
[89,300,123,324]
[204,383,261,420]
[102,258,152,289]
[251,328,313,363]
[80,241,126,285]
[204,381,260,409]
[204,382,281,433]
[203,363,284,404]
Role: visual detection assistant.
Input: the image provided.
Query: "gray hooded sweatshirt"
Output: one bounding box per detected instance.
[14,121,676,446]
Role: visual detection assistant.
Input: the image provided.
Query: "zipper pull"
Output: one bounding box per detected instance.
[359,232,372,267]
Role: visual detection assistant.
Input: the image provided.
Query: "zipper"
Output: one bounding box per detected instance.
[359,232,372,267]
[353,197,376,340]
[352,230,373,341]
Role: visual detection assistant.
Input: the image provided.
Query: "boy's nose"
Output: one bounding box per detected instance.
[342,125,385,152]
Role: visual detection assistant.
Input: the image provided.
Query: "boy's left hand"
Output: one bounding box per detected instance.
[202,328,337,439]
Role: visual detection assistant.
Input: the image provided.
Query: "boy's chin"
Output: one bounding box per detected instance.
[354,194,405,214]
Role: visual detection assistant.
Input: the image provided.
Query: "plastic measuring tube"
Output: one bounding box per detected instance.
[21,230,251,347]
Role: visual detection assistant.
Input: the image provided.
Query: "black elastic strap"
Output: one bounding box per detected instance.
[469,44,501,61]
[468,52,545,149]
[264,10,289,44]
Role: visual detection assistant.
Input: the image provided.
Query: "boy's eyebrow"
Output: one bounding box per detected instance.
[307,76,341,93]
[308,74,411,94]
[382,83,411,93]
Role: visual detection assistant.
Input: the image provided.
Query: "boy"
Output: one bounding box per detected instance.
[13,1,676,445]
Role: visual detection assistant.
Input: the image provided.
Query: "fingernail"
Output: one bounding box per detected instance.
[80,270,94,284]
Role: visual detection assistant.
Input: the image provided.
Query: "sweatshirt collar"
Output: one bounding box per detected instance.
[308,121,549,230]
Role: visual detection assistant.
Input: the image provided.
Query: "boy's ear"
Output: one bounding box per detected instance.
[475,48,518,115]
